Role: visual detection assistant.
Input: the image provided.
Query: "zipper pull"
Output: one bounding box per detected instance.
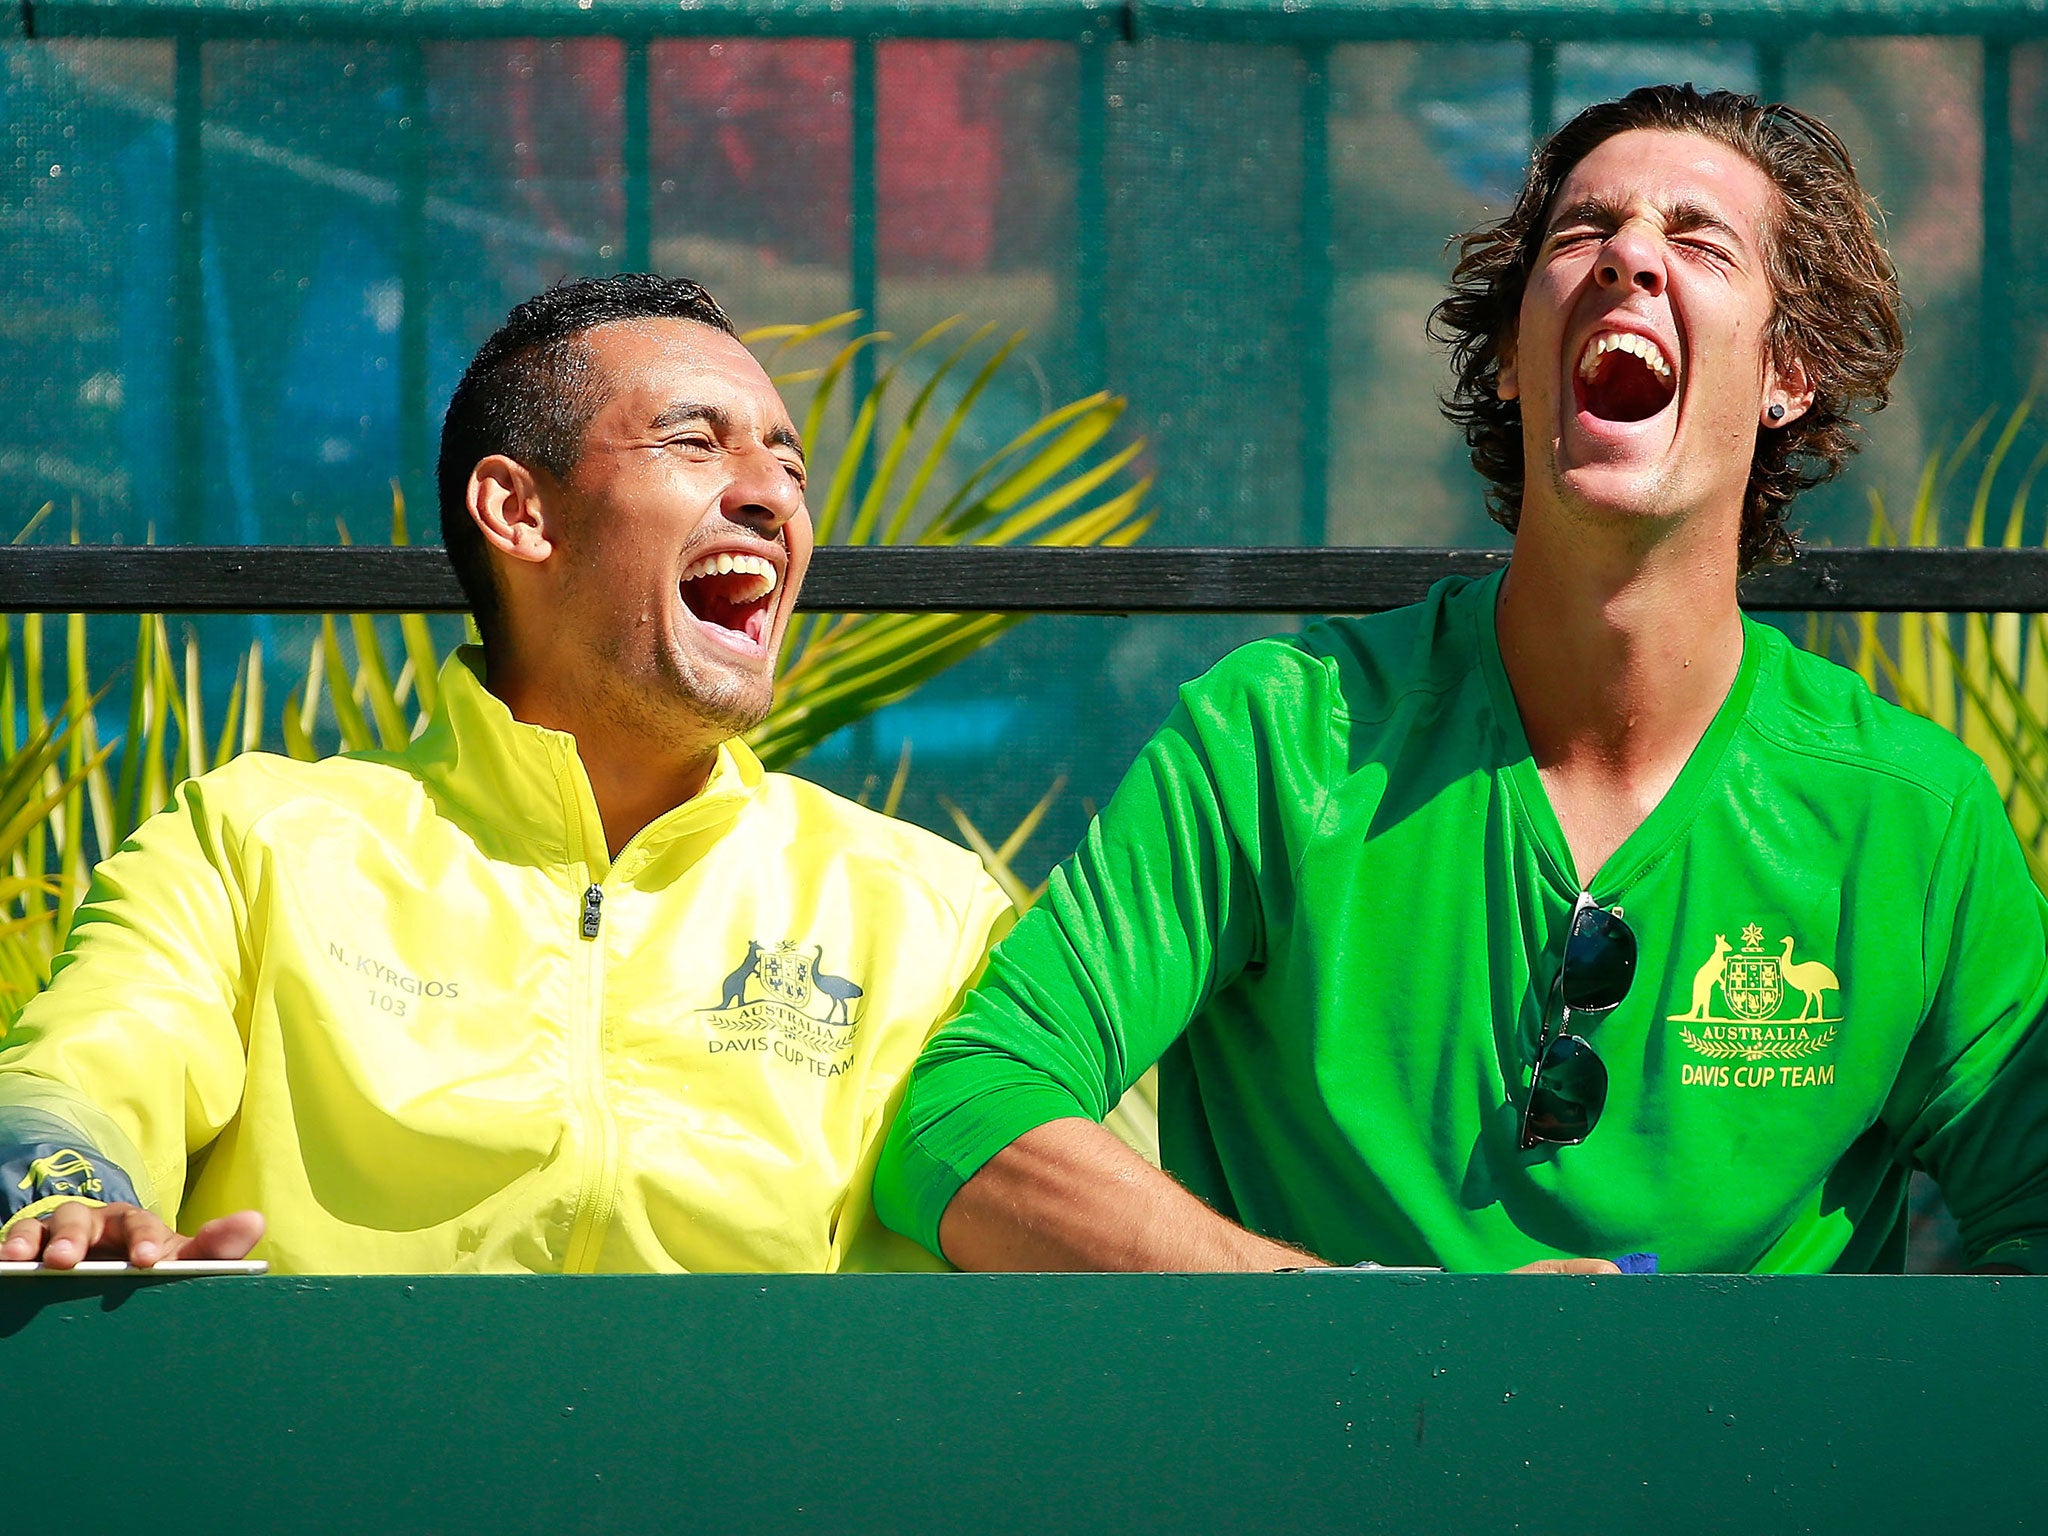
[580,884,603,939]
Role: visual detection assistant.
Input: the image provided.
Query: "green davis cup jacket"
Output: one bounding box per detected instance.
[0,649,1013,1274]
[878,573,2048,1273]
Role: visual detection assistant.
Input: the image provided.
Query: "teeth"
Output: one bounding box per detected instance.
[1577,331,1673,380]
[680,551,779,595]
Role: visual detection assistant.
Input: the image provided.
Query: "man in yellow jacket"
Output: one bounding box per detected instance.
[0,274,1012,1274]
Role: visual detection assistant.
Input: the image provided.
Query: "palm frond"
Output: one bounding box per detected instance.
[751,316,1148,770]
[1840,401,2048,891]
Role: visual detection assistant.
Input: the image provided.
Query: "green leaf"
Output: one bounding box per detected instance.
[962,398,1122,524]
[843,316,967,546]
[349,614,412,751]
[1859,402,2048,890]
[880,739,913,820]
[320,616,378,753]
[940,795,1037,910]
[112,615,153,839]
[807,331,894,546]
[934,391,1118,537]
[183,630,206,784]
[977,442,1146,547]
[281,637,325,762]
[743,311,860,367]
[889,330,1026,546]
[213,655,249,773]
[401,616,440,724]
[994,773,1065,870]
[282,690,319,762]
[242,641,266,758]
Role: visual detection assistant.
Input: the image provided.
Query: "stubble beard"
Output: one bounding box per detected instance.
[595,628,775,752]
[558,528,778,747]
[1542,443,1689,552]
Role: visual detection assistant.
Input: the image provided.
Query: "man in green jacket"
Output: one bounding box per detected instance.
[874,85,2048,1274]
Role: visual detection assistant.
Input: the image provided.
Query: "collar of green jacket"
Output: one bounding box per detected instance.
[398,646,762,873]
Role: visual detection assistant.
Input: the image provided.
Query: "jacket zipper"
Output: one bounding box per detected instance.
[563,877,620,1272]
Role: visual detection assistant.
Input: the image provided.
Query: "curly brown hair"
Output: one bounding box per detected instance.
[1428,84,1903,571]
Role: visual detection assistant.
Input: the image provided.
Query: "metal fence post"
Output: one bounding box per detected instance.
[849,36,879,509]
[173,28,205,545]
[398,42,430,529]
[1074,37,1108,393]
[1299,42,1330,548]
[1982,36,2014,409]
[1756,41,1787,104]
[623,37,652,272]
[1528,39,1557,146]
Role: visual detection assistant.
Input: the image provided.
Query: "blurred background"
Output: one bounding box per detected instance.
[4,20,2046,867]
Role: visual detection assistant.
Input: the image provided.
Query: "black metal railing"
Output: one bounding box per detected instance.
[2,543,2043,614]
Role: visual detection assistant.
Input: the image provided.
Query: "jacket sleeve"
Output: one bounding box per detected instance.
[834,869,1018,1274]
[1888,768,2048,1272]
[873,644,1318,1259]
[0,777,250,1228]
[0,1105,143,1232]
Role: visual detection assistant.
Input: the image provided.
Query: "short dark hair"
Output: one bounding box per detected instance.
[1429,84,1904,571]
[437,273,737,645]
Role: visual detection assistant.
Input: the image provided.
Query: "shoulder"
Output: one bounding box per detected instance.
[751,772,1003,918]
[154,748,431,848]
[1183,574,1488,731]
[1742,622,1991,808]
[191,746,424,810]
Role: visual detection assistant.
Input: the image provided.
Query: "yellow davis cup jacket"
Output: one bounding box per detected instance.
[0,650,1012,1273]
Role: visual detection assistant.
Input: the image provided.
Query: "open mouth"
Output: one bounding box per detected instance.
[678,549,780,652]
[1574,331,1677,424]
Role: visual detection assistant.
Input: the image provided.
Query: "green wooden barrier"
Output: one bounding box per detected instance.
[1,1271,2038,1531]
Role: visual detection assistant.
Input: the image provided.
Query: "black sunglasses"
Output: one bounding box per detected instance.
[1519,892,1637,1150]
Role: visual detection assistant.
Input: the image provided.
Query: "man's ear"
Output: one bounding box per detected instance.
[1496,336,1520,403]
[467,455,556,566]
[1762,351,1816,429]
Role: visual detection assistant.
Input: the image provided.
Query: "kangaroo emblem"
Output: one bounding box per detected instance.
[809,945,864,1026]
[1776,937,1841,1022]
[719,940,763,1011]
[1676,934,1732,1021]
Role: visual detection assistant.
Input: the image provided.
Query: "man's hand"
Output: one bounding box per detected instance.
[0,1201,264,1269]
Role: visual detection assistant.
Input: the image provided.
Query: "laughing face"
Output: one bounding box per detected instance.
[545,317,811,740]
[1498,128,1810,539]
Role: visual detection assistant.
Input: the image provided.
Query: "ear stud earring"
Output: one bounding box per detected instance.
[1767,404,1786,422]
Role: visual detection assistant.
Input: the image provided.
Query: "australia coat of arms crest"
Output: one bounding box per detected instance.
[1668,922,1840,1063]
[703,939,866,1074]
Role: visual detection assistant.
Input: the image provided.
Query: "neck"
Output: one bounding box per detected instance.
[483,648,725,858]
[1495,503,1746,882]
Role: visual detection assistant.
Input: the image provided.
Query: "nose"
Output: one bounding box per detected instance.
[719,442,806,536]
[1595,220,1667,299]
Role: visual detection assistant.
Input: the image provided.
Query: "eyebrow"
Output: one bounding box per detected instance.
[648,401,806,462]
[1545,195,1749,250]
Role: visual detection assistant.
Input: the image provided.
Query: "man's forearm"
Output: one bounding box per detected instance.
[936,1117,1316,1272]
